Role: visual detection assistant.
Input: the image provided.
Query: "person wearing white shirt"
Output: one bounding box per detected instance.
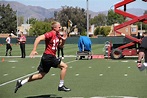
[5,34,12,56]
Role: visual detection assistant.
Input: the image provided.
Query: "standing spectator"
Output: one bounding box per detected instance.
[5,34,12,56]
[137,31,147,71]
[18,31,26,58]
[14,21,71,93]
[57,28,67,59]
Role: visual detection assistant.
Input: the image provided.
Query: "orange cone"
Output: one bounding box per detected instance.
[2,58,4,62]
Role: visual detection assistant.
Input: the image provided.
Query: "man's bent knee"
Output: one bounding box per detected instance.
[59,61,68,69]
[35,72,46,79]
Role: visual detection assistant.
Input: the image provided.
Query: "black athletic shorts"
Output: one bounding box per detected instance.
[37,53,61,73]
[6,44,12,50]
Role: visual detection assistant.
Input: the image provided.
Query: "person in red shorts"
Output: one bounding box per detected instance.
[14,21,71,93]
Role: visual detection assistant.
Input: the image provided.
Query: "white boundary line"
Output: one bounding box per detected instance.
[91,96,138,98]
[0,71,38,87]
[0,55,76,58]
[0,60,77,87]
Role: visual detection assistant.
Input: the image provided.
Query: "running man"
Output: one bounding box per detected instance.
[14,21,71,93]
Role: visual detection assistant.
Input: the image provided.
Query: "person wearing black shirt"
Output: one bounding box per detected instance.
[137,31,147,70]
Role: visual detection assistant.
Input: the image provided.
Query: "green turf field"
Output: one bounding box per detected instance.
[0,44,147,98]
[0,44,104,56]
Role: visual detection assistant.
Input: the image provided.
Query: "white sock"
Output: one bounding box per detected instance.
[59,80,64,87]
[143,63,147,67]
[21,78,29,85]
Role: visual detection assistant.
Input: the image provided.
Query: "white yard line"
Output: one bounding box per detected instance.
[0,55,76,58]
[0,71,38,87]
[0,60,77,87]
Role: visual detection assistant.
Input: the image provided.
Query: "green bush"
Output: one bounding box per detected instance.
[94,26,111,36]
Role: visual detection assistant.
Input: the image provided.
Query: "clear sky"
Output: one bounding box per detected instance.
[4,0,147,12]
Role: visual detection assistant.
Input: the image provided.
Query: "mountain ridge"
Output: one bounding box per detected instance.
[0,1,146,21]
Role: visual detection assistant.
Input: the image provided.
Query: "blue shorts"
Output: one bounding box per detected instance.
[37,53,61,73]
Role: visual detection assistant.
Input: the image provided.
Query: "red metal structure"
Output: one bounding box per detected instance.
[109,0,147,59]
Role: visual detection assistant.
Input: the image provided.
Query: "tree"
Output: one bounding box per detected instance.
[90,13,107,26]
[26,17,38,25]
[29,21,51,36]
[0,4,17,34]
[135,22,147,30]
[94,26,111,36]
[18,16,24,26]
[134,10,147,31]
[43,17,54,23]
[94,26,100,35]
[56,6,87,35]
[54,11,58,20]
[107,9,125,25]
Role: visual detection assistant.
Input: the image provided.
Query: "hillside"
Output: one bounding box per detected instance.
[0,1,59,21]
[0,1,146,22]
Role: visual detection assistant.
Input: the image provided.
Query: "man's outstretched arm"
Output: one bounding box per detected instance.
[30,35,45,58]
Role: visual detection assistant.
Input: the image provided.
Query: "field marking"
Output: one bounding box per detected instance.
[12,66,15,68]
[89,66,92,68]
[121,60,129,62]
[128,66,131,69]
[51,74,55,76]
[91,96,138,98]
[3,74,8,76]
[8,60,18,62]
[0,71,38,87]
[75,74,79,76]
[108,66,111,68]
[99,74,103,76]
[124,74,128,77]
[0,60,77,87]
[66,60,77,64]
[0,55,76,58]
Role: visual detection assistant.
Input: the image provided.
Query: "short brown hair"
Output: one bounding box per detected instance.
[51,21,60,29]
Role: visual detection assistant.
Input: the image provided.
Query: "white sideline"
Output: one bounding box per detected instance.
[0,60,77,87]
[0,55,76,58]
[0,71,38,87]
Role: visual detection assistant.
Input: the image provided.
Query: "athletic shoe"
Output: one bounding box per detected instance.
[138,63,147,71]
[14,80,22,93]
[58,85,71,92]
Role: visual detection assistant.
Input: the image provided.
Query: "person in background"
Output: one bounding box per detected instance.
[57,28,67,59]
[18,31,26,58]
[14,21,71,93]
[137,31,147,71]
[5,34,12,56]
